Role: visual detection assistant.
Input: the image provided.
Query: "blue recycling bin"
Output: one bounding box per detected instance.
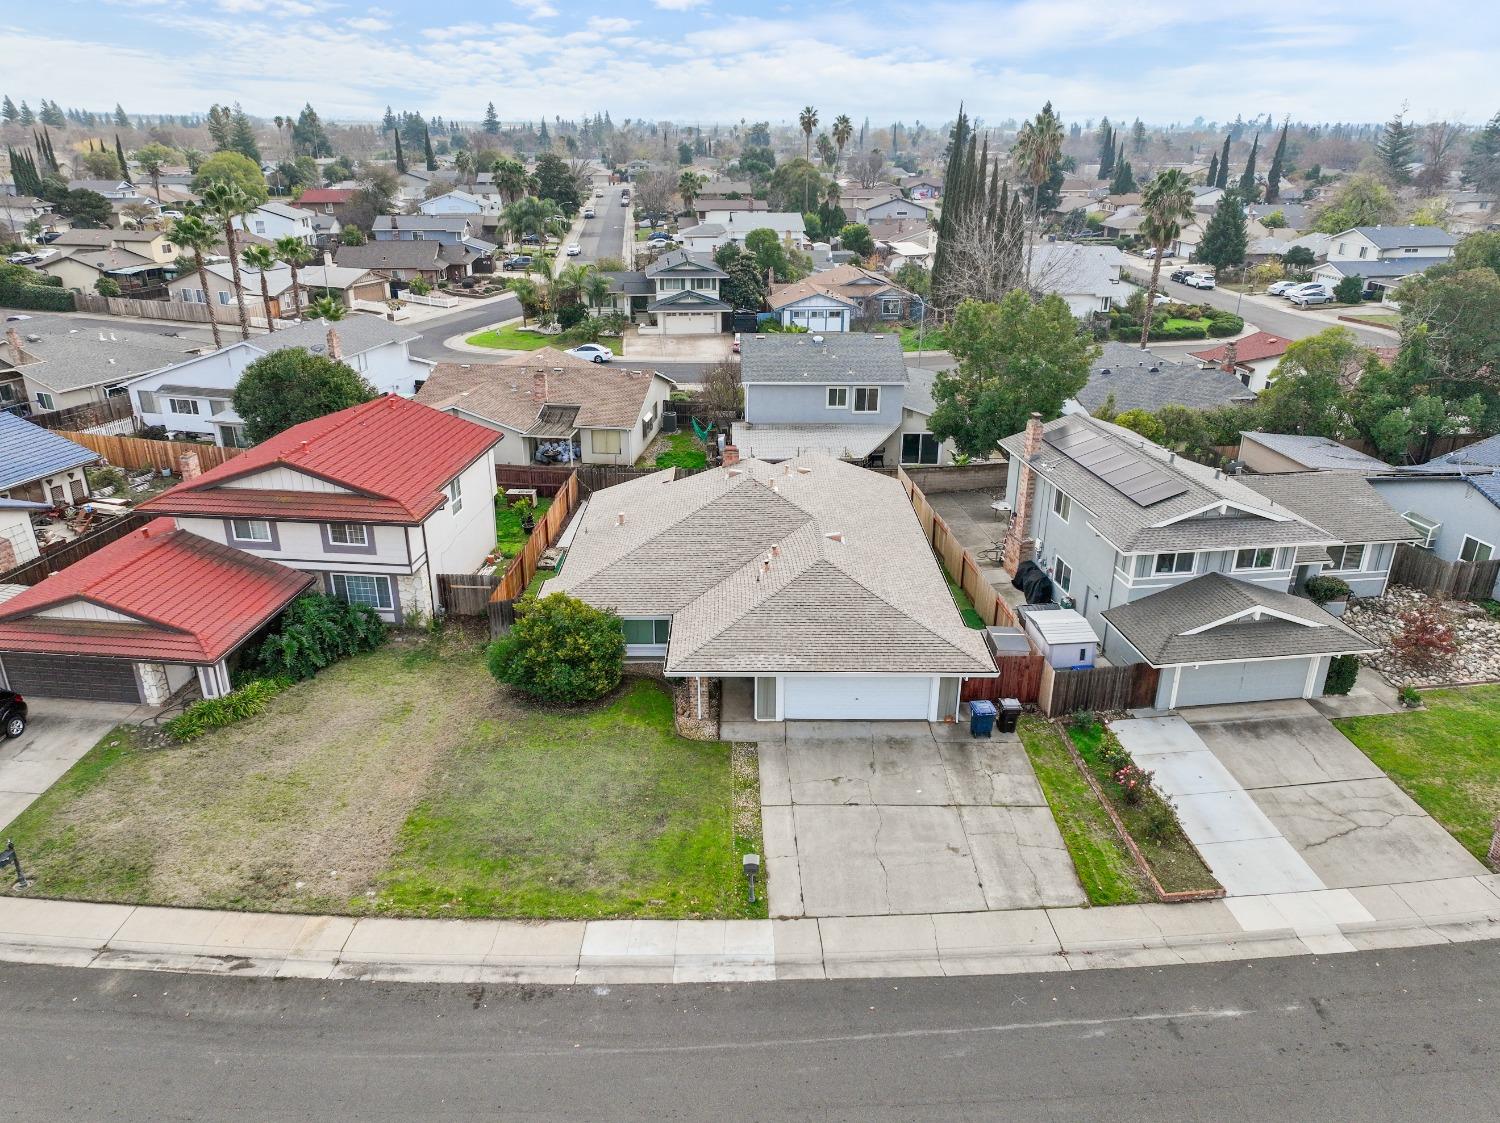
[968,700,997,738]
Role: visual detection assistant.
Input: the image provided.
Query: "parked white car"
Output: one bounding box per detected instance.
[583,207,595,219]
[565,243,582,256]
[565,344,613,364]
[1266,280,1301,296]
[1183,272,1216,289]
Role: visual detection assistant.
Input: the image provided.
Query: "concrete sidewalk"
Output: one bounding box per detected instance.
[2,874,1495,985]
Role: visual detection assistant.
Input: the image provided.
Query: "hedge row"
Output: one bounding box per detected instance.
[0,279,76,312]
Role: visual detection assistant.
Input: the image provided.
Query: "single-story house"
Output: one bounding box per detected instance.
[767,264,924,330]
[123,317,431,447]
[415,349,675,466]
[1102,572,1376,709]
[1028,243,1125,317]
[1237,432,1391,474]
[860,195,934,225]
[2,315,192,413]
[334,240,480,285]
[0,518,314,703]
[1070,342,1256,416]
[544,455,995,720]
[33,245,169,294]
[0,412,98,506]
[1189,331,1293,393]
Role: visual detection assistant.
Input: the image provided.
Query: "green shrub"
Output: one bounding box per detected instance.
[1397,684,1422,707]
[556,301,587,329]
[1323,654,1359,696]
[487,592,624,704]
[1480,599,1500,619]
[0,277,76,311]
[1153,320,1210,340]
[253,593,387,680]
[1304,574,1352,605]
[1206,312,1244,336]
[1334,275,1366,304]
[164,678,290,742]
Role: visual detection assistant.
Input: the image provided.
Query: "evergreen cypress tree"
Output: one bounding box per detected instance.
[1096,119,1114,180]
[1214,133,1232,188]
[1131,118,1146,153]
[1198,190,1248,274]
[18,101,35,127]
[423,126,436,171]
[114,104,129,128]
[1265,122,1289,202]
[115,134,130,182]
[229,105,260,162]
[483,101,500,135]
[1463,110,1500,194]
[1237,133,1260,200]
[1206,152,1219,188]
[1109,159,1136,194]
[382,106,397,131]
[930,104,972,315]
[1375,108,1417,184]
[1,96,17,124]
[393,129,407,174]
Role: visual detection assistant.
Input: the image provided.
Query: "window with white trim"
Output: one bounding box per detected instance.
[853,387,880,413]
[327,523,368,546]
[1053,555,1073,593]
[880,297,902,317]
[1051,488,1071,522]
[826,386,848,409]
[1154,551,1194,575]
[590,429,621,454]
[229,518,271,542]
[1325,543,1366,571]
[217,291,232,305]
[1460,535,1494,563]
[1235,546,1275,570]
[36,391,55,411]
[622,618,670,646]
[446,477,462,513]
[168,397,200,415]
[330,572,392,610]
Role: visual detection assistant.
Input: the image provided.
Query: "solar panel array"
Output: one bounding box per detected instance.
[1045,421,1189,507]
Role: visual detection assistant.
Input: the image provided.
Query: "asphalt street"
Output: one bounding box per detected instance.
[575,180,631,268]
[2,939,1496,1121]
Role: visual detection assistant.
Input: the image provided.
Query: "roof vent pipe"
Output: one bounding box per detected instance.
[616,512,626,526]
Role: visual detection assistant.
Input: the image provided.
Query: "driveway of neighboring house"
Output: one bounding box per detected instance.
[759,721,1086,918]
[1111,701,1486,900]
[0,698,150,830]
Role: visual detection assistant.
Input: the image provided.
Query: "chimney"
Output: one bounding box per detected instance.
[1001,412,1045,573]
[722,445,740,466]
[5,327,21,363]
[322,251,332,266]
[178,450,201,481]
[1220,339,1238,374]
[533,370,547,401]
[326,327,342,361]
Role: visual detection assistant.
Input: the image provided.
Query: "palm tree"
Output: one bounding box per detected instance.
[799,106,819,162]
[168,214,222,349]
[508,277,539,326]
[583,271,611,312]
[1012,102,1065,282]
[200,181,256,340]
[832,114,853,174]
[824,180,841,209]
[677,169,705,215]
[492,157,528,205]
[241,243,281,332]
[555,262,592,307]
[454,149,473,186]
[504,195,561,250]
[274,235,313,320]
[307,294,345,322]
[1138,169,1196,349]
[815,133,836,169]
[134,143,171,204]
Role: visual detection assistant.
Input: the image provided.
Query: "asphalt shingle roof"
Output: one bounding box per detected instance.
[1102,572,1375,665]
[1344,225,1458,249]
[643,249,726,279]
[0,413,100,491]
[1239,432,1391,472]
[739,332,908,386]
[546,456,995,675]
[1000,414,1332,554]
[3,315,191,392]
[1242,472,1420,545]
[1076,343,1254,414]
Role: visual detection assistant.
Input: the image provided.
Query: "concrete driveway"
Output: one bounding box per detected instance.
[759,722,1085,918]
[0,698,148,829]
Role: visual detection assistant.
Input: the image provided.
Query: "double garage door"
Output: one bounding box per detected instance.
[663,312,719,335]
[0,653,143,703]
[1169,658,1315,709]
[781,675,933,721]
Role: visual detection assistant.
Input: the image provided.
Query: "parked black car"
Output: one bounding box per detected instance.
[1,692,27,739]
[502,255,533,271]
[520,233,542,245]
[1168,267,1193,283]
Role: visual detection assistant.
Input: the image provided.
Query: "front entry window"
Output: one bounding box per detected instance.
[754,676,778,721]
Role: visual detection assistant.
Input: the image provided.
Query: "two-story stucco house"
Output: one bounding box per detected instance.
[735,333,951,466]
[139,395,502,625]
[617,250,731,335]
[1312,225,1458,301]
[237,202,320,246]
[998,413,1375,708]
[121,318,432,447]
[416,349,676,466]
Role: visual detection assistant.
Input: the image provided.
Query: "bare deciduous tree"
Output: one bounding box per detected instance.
[1415,120,1463,192]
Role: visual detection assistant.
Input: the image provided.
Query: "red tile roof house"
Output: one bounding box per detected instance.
[0,519,314,704]
[1189,331,1293,394]
[137,395,503,626]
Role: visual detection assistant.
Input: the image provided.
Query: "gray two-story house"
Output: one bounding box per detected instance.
[372,214,496,257]
[735,332,951,467]
[602,250,731,335]
[999,413,1375,709]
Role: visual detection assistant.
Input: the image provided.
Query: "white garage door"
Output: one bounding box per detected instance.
[1171,658,1314,709]
[664,312,717,335]
[781,675,933,720]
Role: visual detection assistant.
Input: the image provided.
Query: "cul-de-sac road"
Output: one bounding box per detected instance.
[3,939,1497,1120]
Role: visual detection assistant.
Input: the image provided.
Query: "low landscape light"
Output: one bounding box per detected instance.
[742,852,760,904]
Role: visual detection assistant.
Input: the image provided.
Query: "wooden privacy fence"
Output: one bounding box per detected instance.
[0,512,150,586]
[1390,542,1500,600]
[496,462,711,498]
[1039,662,1159,717]
[897,466,1018,629]
[25,395,135,433]
[960,654,1046,705]
[57,431,244,474]
[487,471,580,635]
[436,572,504,616]
[72,291,243,325]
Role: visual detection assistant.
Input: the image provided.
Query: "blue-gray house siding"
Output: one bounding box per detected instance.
[1370,475,1500,597]
[744,380,905,429]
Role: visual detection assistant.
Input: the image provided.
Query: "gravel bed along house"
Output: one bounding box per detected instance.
[1342,585,1500,687]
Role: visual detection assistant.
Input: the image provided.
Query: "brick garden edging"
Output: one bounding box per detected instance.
[1058,725,1226,905]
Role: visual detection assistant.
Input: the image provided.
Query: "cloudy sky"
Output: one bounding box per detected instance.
[3,0,1495,127]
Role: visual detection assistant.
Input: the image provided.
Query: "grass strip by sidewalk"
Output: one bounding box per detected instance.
[1017,718,1148,906]
[1068,721,1220,896]
[1334,684,1500,862]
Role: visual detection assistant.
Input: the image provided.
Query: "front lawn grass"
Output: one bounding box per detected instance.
[467,325,623,354]
[2,643,763,920]
[495,495,552,557]
[900,324,948,352]
[1017,718,1148,906]
[1068,721,1220,895]
[1334,684,1500,862]
[653,431,708,470]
